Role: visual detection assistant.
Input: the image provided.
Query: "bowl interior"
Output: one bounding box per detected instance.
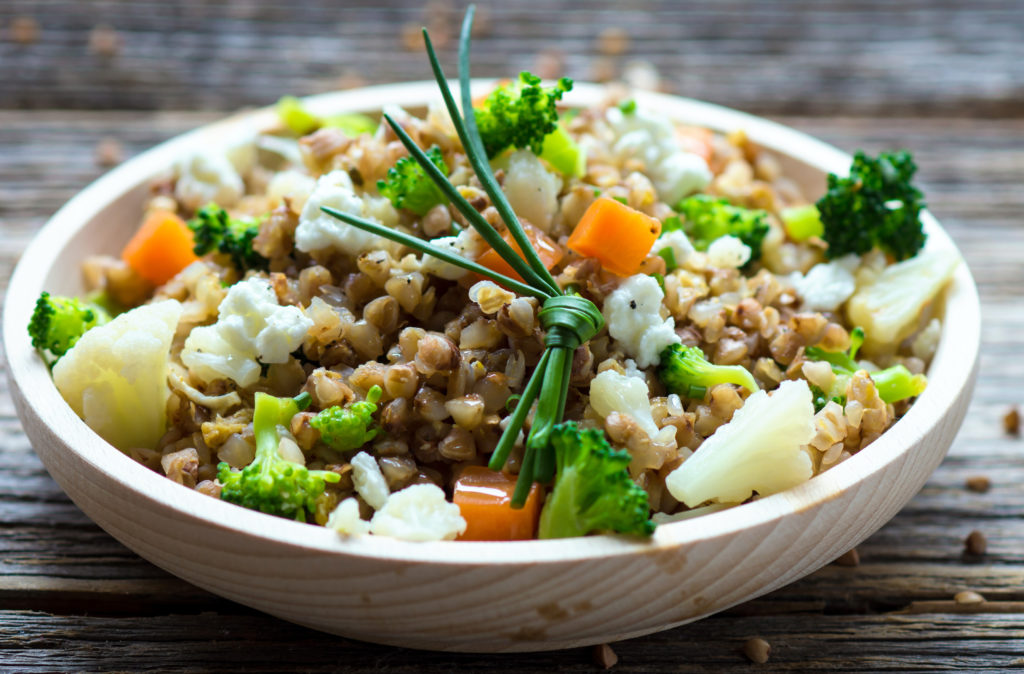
[3,82,980,565]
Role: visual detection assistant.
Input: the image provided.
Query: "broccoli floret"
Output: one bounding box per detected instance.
[657,343,759,399]
[537,422,654,539]
[677,195,770,263]
[475,72,573,158]
[805,327,927,404]
[377,147,449,216]
[218,391,340,522]
[310,385,382,451]
[817,150,926,261]
[28,291,111,360]
[188,203,268,271]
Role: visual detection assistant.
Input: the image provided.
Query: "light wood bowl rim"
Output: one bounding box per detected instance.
[3,81,981,566]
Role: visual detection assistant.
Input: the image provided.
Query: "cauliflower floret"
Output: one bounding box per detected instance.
[602,274,681,368]
[665,380,816,507]
[369,484,467,542]
[501,149,562,232]
[53,300,182,451]
[326,497,371,536]
[181,277,313,387]
[266,169,316,215]
[847,249,959,355]
[650,229,695,267]
[174,152,244,212]
[588,369,660,439]
[294,170,399,256]
[351,451,390,510]
[707,235,751,269]
[420,228,488,281]
[607,106,711,205]
[789,254,859,312]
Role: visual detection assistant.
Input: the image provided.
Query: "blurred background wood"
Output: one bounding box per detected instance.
[1,0,1022,670]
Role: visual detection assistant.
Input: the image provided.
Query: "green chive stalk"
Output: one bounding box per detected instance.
[320,5,603,507]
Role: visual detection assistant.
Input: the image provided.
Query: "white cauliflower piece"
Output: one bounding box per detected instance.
[369,484,467,542]
[707,235,752,268]
[666,380,816,507]
[501,149,562,232]
[651,229,695,267]
[294,170,399,256]
[607,106,711,205]
[847,249,959,354]
[602,274,681,368]
[53,300,182,451]
[181,277,313,387]
[588,369,660,439]
[790,254,859,312]
[420,228,488,280]
[266,169,316,214]
[174,152,244,212]
[351,451,390,511]
[326,497,371,536]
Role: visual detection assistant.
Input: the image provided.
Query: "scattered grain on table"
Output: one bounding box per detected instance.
[89,24,121,57]
[534,49,565,81]
[592,643,618,669]
[590,57,617,83]
[965,530,987,556]
[833,548,860,567]
[95,138,124,167]
[9,16,39,45]
[336,71,368,90]
[954,590,985,605]
[1003,405,1019,436]
[965,475,991,493]
[597,27,630,56]
[401,23,421,51]
[743,637,772,664]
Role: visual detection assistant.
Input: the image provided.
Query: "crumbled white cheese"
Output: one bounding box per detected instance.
[351,451,391,511]
[602,274,681,368]
[607,106,711,205]
[420,228,488,280]
[174,151,245,212]
[651,229,695,266]
[790,253,859,312]
[326,497,371,536]
[369,484,467,542]
[294,170,399,256]
[589,369,660,439]
[707,235,752,269]
[501,149,562,232]
[181,277,313,387]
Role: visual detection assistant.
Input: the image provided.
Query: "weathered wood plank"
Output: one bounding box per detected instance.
[1,611,1023,672]
[1,0,1023,116]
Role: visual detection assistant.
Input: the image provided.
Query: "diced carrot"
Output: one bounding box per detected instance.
[121,209,199,286]
[476,221,563,283]
[453,466,543,541]
[566,197,661,277]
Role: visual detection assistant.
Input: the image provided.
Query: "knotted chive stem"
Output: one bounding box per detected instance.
[321,4,604,508]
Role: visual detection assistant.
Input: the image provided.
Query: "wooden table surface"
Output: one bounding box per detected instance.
[2,1,1023,671]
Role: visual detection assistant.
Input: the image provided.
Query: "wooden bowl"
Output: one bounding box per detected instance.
[3,83,980,652]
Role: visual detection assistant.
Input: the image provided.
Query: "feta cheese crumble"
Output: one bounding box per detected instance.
[369,484,467,542]
[607,106,711,205]
[707,235,752,268]
[295,170,399,256]
[181,277,313,387]
[602,274,681,368]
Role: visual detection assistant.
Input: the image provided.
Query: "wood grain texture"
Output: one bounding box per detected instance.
[1,0,1022,117]
[1,0,1023,668]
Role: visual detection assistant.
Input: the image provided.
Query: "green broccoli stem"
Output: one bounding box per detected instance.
[253,391,309,459]
[871,365,927,404]
[536,463,584,539]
